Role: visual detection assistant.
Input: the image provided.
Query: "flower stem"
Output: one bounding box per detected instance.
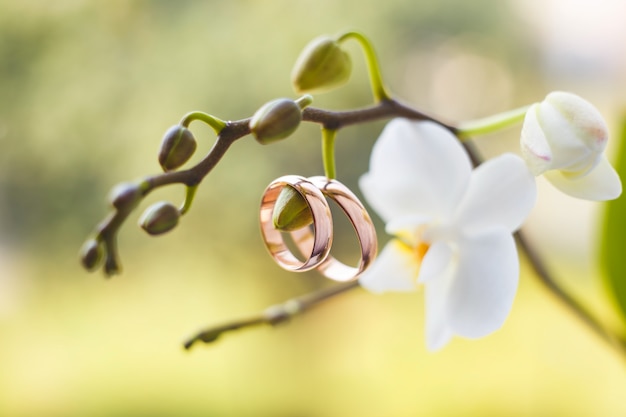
[180,111,227,133]
[516,231,626,357]
[184,281,360,349]
[179,184,198,215]
[296,94,314,109]
[456,105,531,138]
[85,99,452,277]
[321,128,337,179]
[337,31,391,103]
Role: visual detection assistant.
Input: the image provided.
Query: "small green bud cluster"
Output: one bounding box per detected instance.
[80,238,104,271]
[139,201,180,235]
[158,125,197,171]
[291,36,352,94]
[250,99,303,144]
[272,185,313,231]
[108,182,142,212]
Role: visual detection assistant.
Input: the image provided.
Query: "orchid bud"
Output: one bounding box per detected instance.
[158,125,197,171]
[272,185,314,231]
[80,238,103,271]
[139,201,180,235]
[291,36,352,94]
[521,91,621,200]
[250,98,302,144]
[109,182,142,212]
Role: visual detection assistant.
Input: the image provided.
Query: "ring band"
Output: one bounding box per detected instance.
[259,175,333,272]
[292,176,377,282]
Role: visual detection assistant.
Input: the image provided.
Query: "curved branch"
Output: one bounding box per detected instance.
[302,99,457,133]
[184,281,360,349]
[516,231,626,355]
[84,91,626,360]
[85,99,457,276]
[92,119,251,276]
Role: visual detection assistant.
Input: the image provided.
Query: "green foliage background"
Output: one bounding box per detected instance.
[1,1,625,416]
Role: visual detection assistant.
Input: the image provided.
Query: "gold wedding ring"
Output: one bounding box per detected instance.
[292,176,377,281]
[259,175,333,272]
[260,175,378,281]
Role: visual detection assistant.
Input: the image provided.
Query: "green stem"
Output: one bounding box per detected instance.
[337,31,391,102]
[179,184,198,215]
[296,94,314,109]
[180,111,227,133]
[456,105,531,138]
[321,128,337,179]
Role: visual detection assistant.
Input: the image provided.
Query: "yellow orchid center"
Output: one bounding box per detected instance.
[394,227,431,267]
[415,241,430,263]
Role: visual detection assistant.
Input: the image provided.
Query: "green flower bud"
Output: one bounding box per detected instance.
[249,98,302,144]
[139,201,180,235]
[272,185,314,231]
[158,125,197,171]
[291,36,352,94]
[80,238,104,271]
[109,182,142,211]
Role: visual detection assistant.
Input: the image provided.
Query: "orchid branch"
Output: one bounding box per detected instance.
[182,122,626,355]
[184,281,359,350]
[516,231,626,355]
[82,87,624,359]
[88,120,249,276]
[82,100,450,276]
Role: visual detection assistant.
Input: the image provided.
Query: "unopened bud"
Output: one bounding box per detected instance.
[272,185,313,231]
[158,125,197,171]
[139,201,180,235]
[109,182,142,211]
[521,91,622,200]
[291,36,352,94]
[250,99,302,144]
[80,238,104,271]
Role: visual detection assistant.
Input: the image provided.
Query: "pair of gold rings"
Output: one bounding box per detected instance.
[260,175,377,282]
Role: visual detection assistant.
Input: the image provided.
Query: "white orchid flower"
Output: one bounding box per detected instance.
[521,91,622,200]
[358,119,536,351]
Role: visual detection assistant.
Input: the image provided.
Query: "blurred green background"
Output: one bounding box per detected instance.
[1,0,626,416]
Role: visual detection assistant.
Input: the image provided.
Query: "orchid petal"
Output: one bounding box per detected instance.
[544,155,622,201]
[359,119,472,223]
[424,266,454,351]
[522,92,609,177]
[445,229,518,339]
[455,153,537,233]
[542,92,609,169]
[358,240,417,293]
[520,103,552,176]
[418,241,453,284]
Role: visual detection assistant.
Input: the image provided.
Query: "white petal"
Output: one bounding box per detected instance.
[531,92,608,175]
[424,266,454,351]
[544,91,609,157]
[358,240,418,293]
[455,153,537,233]
[417,241,453,284]
[520,103,553,176]
[359,119,472,223]
[537,99,597,174]
[445,229,519,339]
[544,154,622,201]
